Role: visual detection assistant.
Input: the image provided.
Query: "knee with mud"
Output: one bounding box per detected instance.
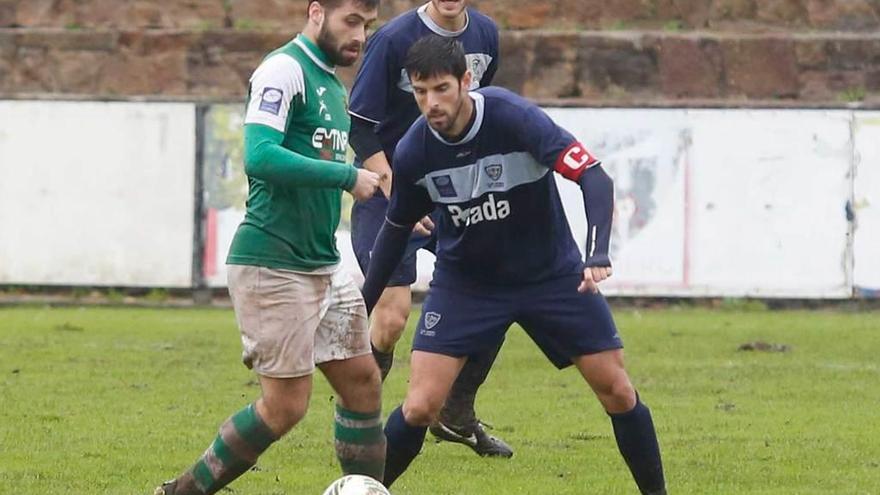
[257,395,308,436]
[339,366,383,413]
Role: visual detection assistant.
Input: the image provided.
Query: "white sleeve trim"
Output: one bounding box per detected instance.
[349,110,381,125]
[245,54,305,133]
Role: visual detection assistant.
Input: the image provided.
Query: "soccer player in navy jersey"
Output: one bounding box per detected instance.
[348,0,511,457]
[362,36,667,494]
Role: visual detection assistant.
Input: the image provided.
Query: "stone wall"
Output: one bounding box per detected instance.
[3,0,879,31]
[1,0,879,105]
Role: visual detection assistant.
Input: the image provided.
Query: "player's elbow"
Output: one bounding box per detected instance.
[243,141,270,178]
[579,164,613,195]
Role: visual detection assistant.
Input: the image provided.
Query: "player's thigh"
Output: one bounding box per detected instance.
[404,350,466,424]
[314,269,373,365]
[411,283,513,360]
[516,274,623,369]
[228,265,327,378]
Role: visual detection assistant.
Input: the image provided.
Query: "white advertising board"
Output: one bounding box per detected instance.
[0,101,196,287]
[686,110,853,298]
[546,108,854,298]
[853,112,880,296]
[5,101,869,297]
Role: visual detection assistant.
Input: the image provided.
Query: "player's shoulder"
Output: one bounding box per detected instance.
[394,117,430,171]
[250,49,306,91]
[466,7,500,36]
[254,49,302,75]
[477,87,535,118]
[371,8,423,43]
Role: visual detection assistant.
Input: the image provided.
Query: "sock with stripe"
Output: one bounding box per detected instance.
[334,404,386,481]
[171,403,277,495]
[608,396,666,495]
[382,406,427,488]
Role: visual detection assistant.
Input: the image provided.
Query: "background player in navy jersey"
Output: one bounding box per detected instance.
[362,36,667,494]
[348,0,512,457]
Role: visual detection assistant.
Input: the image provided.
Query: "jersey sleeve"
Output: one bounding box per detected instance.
[244,54,305,132]
[506,94,613,267]
[511,100,600,182]
[385,139,434,226]
[349,32,397,125]
[482,23,500,86]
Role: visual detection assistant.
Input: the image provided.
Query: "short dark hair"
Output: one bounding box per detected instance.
[404,35,467,82]
[308,0,380,12]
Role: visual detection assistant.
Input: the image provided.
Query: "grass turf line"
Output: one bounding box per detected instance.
[0,306,878,494]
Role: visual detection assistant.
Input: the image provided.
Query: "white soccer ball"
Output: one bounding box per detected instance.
[321,474,391,495]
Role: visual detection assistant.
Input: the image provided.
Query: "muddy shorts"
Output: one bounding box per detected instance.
[227,264,371,378]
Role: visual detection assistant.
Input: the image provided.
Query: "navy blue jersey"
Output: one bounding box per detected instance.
[387,87,603,286]
[349,4,499,163]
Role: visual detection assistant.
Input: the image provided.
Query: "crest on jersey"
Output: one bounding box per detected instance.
[431,175,458,198]
[424,312,441,330]
[485,163,503,181]
[259,87,283,115]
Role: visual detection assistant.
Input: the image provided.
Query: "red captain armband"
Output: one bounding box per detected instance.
[554,142,600,182]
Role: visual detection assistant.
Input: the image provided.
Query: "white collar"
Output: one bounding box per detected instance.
[429,92,484,146]
[293,37,335,74]
[417,3,469,37]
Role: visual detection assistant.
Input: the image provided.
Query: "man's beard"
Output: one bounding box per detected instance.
[316,25,360,67]
[431,93,466,136]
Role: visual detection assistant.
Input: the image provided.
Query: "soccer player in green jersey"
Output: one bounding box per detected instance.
[153,1,384,494]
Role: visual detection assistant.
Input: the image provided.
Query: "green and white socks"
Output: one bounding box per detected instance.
[334,404,386,480]
[171,403,277,495]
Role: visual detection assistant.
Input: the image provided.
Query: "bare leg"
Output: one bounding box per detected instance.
[369,286,412,380]
[574,350,666,495]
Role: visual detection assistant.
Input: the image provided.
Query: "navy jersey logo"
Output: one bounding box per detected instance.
[259,87,283,115]
[432,175,458,198]
[485,163,503,181]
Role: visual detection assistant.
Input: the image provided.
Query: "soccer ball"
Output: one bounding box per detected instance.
[321,475,391,495]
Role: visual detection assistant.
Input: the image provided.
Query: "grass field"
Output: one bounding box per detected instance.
[1,304,879,494]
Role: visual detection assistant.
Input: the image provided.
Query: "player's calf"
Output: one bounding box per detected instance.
[369,287,411,351]
[369,287,411,380]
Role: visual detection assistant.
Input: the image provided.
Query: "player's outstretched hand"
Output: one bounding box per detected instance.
[350,169,383,201]
[578,266,613,293]
[412,215,435,236]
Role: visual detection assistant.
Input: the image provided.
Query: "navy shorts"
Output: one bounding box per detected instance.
[412,274,623,369]
[351,194,437,287]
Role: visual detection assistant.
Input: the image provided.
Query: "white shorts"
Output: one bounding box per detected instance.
[227,265,371,378]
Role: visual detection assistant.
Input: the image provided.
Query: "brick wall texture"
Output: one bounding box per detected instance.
[1,0,879,104]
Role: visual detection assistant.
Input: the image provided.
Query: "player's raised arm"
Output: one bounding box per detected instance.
[510,98,614,272]
[243,56,362,192]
